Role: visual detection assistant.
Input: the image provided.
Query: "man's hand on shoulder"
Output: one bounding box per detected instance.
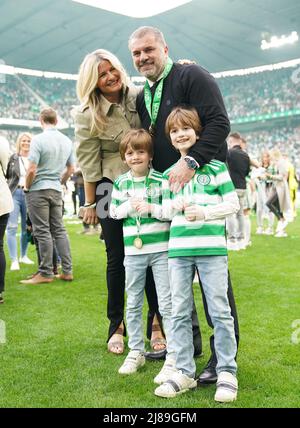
[167,158,195,193]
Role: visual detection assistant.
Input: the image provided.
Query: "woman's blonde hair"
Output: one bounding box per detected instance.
[16,132,32,154]
[76,49,131,135]
[270,148,282,161]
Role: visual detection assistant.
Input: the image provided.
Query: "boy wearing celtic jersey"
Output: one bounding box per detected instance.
[155,107,240,403]
[110,129,176,384]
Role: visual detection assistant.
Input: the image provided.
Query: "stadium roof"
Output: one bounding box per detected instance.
[0,0,300,75]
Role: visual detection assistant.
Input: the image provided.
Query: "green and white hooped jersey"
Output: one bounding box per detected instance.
[110,169,170,256]
[162,160,238,258]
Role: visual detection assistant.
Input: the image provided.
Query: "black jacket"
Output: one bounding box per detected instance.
[6,154,21,194]
[136,62,230,172]
[227,145,250,189]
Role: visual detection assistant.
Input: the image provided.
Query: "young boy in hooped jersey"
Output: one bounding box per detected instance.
[110,129,176,385]
[156,107,240,403]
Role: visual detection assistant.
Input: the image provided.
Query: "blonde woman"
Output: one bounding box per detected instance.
[6,132,35,270]
[253,151,275,235]
[73,49,165,355]
[266,149,292,237]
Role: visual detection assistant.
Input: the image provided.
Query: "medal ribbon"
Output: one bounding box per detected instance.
[144,57,173,129]
[131,170,152,239]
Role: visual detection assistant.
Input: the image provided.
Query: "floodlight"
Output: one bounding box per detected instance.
[261,31,298,50]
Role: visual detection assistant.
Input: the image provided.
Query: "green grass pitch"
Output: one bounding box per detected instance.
[1,213,300,408]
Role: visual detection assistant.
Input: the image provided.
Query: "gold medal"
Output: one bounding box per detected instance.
[134,237,143,249]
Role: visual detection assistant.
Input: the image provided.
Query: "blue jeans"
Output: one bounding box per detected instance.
[7,188,29,261]
[169,256,237,378]
[77,185,85,207]
[124,252,173,355]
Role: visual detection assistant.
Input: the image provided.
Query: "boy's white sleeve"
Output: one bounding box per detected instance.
[202,191,240,220]
[161,176,176,220]
[151,204,163,220]
[109,184,135,219]
[202,168,240,220]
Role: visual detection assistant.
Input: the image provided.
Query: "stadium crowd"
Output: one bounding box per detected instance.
[219,67,300,120]
[22,75,76,126]
[245,126,300,165]
[0,75,40,120]
[1,65,300,125]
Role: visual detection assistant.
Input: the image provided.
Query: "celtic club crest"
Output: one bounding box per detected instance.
[146,184,158,197]
[197,174,211,186]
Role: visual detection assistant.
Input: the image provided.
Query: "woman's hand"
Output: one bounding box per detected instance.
[82,206,99,225]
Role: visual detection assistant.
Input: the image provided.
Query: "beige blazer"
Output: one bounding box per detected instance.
[0,138,14,216]
[74,85,141,183]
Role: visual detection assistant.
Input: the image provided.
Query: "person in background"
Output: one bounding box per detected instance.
[6,132,35,270]
[226,132,251,251]
[20,107,74,285]
[239,136,258,247]
[70,173,78,216]
[266,149,292,238]
[283,153,298,219]
[252,150,275,235]
[25,214,59,279]
[0,135,14,303]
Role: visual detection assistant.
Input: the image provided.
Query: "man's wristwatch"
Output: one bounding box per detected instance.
[184,156,198,170]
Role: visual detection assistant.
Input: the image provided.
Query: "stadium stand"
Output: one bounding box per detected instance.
[1,66,299,172]
[219,67,300,121]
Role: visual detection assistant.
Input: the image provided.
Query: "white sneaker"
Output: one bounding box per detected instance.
[154,370,197,398]
[214,371,238,403]
[118,350,145,375]
[256,227,263,235]
[274,231,288,238]
[154,356,177,385]
[10,260,20,271]
[264,227,273,235]
[227,240,240,251]
[237,239,247,250]
[276,220,288,233]
[19,256,34,265]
